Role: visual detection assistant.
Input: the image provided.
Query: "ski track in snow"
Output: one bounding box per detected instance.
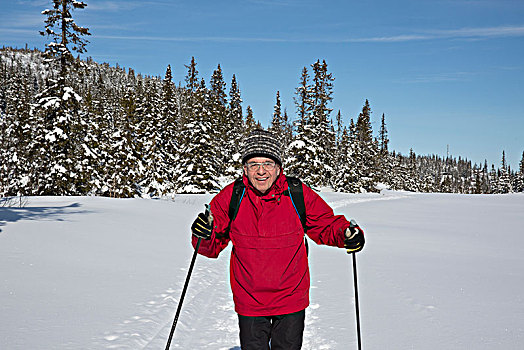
[96,248,240,349]
[94,251,341,349]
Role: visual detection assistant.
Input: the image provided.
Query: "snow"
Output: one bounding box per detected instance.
[63,87,82,102]
[1,192,523,349]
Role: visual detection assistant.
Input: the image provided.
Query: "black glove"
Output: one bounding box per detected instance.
[191,207,213,240]
[344,219,365,253]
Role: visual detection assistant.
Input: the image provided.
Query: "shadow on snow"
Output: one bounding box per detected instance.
[0,202,89,232]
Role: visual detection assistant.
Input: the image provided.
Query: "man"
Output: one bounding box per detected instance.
[191,129,364,350]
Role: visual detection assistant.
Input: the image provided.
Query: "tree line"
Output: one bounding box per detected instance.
[1,0,523,197]
[1,46,522,197]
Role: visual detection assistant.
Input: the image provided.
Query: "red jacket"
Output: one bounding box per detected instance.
[192,171,350,316]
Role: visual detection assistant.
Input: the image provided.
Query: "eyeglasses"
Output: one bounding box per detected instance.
[245,161,277,172]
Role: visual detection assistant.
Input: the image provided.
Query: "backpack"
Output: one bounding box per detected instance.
[227,176,309,253]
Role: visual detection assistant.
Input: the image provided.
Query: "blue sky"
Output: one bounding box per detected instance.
[1,0,523,169]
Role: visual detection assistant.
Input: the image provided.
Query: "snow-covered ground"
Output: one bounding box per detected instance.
[1,191,523,349]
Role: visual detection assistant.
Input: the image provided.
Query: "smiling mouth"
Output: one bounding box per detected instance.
[256,177,269,182]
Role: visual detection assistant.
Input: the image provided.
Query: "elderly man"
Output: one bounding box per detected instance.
[190,129,364,350]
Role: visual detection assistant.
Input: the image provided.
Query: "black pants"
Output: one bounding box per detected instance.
[238,309,305,350]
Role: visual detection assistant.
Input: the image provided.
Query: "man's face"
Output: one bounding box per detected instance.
[243,156,281,195]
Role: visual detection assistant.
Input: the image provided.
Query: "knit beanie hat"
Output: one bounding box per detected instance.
[241,129,282,165]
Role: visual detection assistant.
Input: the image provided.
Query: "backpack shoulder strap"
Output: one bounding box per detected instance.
[285,176,307,233]
[228,178,246,222]
[220,178,245,239]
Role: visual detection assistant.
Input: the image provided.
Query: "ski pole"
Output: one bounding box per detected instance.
[346,219,363,350]
[165,236,203,350]
[351,252,362,350]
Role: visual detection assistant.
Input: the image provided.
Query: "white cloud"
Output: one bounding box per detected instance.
[430,25,524,38]
[94,24,524,44]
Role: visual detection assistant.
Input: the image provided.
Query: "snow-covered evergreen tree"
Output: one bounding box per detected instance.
[244,105,258,135]
[352,99,379,192]
[287,60,335,188]
[136,79,167,196]
[105,83,142,197]
[209,64,228,175]
[175,78,220,193]
[497,151,513,193]
[30,0,91,195]
[376,113,393,187]
[269,91,292,153]
[1,65,35,196]
[515,151,524,192]
[224,74,244,178]
[159,64,178,192]
[286,65,319,186]
[332,124,359,192]
[40,0,90,79]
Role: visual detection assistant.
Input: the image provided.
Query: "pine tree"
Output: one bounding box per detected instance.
[224,74,244,178]
[488,164,498,193]
[353,99,379,192]
[497,150,513,193]
[40,0,91,80]
[181,57,199,126]
[281,108,293,160]
[106,83,142,197]
[286,63,321,186]
[293,67,311,135]
[270,91,283,135]
[136,78,167,196]
[406,148,420,191]
[175,78,219,193]
[160,64,178,192]
[332,124,359,192]
[1,65,35,196]
[244,105,257,135]
[209,64,228,174]
[376,113,392,187]
[515,151,524,192]
[31,0,91,195]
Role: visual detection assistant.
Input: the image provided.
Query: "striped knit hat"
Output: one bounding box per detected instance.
[241,129,282,165]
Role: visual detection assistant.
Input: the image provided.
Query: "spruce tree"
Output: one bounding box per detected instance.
[224,74,244,178]
[244,105,257,135]
[497,150,513,193]
[377,113,393,188]
[270,91,283,135]
[293,67,311,135]
[488,164,498,193]
[286,64,319,186]
[160,64,178,192]
[32,0,91,195]
[515,151,524,192]
[175,78,219,193]
[209,64,228,175]
[136,78,166,196]
[106,83,142,197]
[40,0,90,80]
[332,124,359,192]
[353,99,379,192]
[1,66,34,196]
